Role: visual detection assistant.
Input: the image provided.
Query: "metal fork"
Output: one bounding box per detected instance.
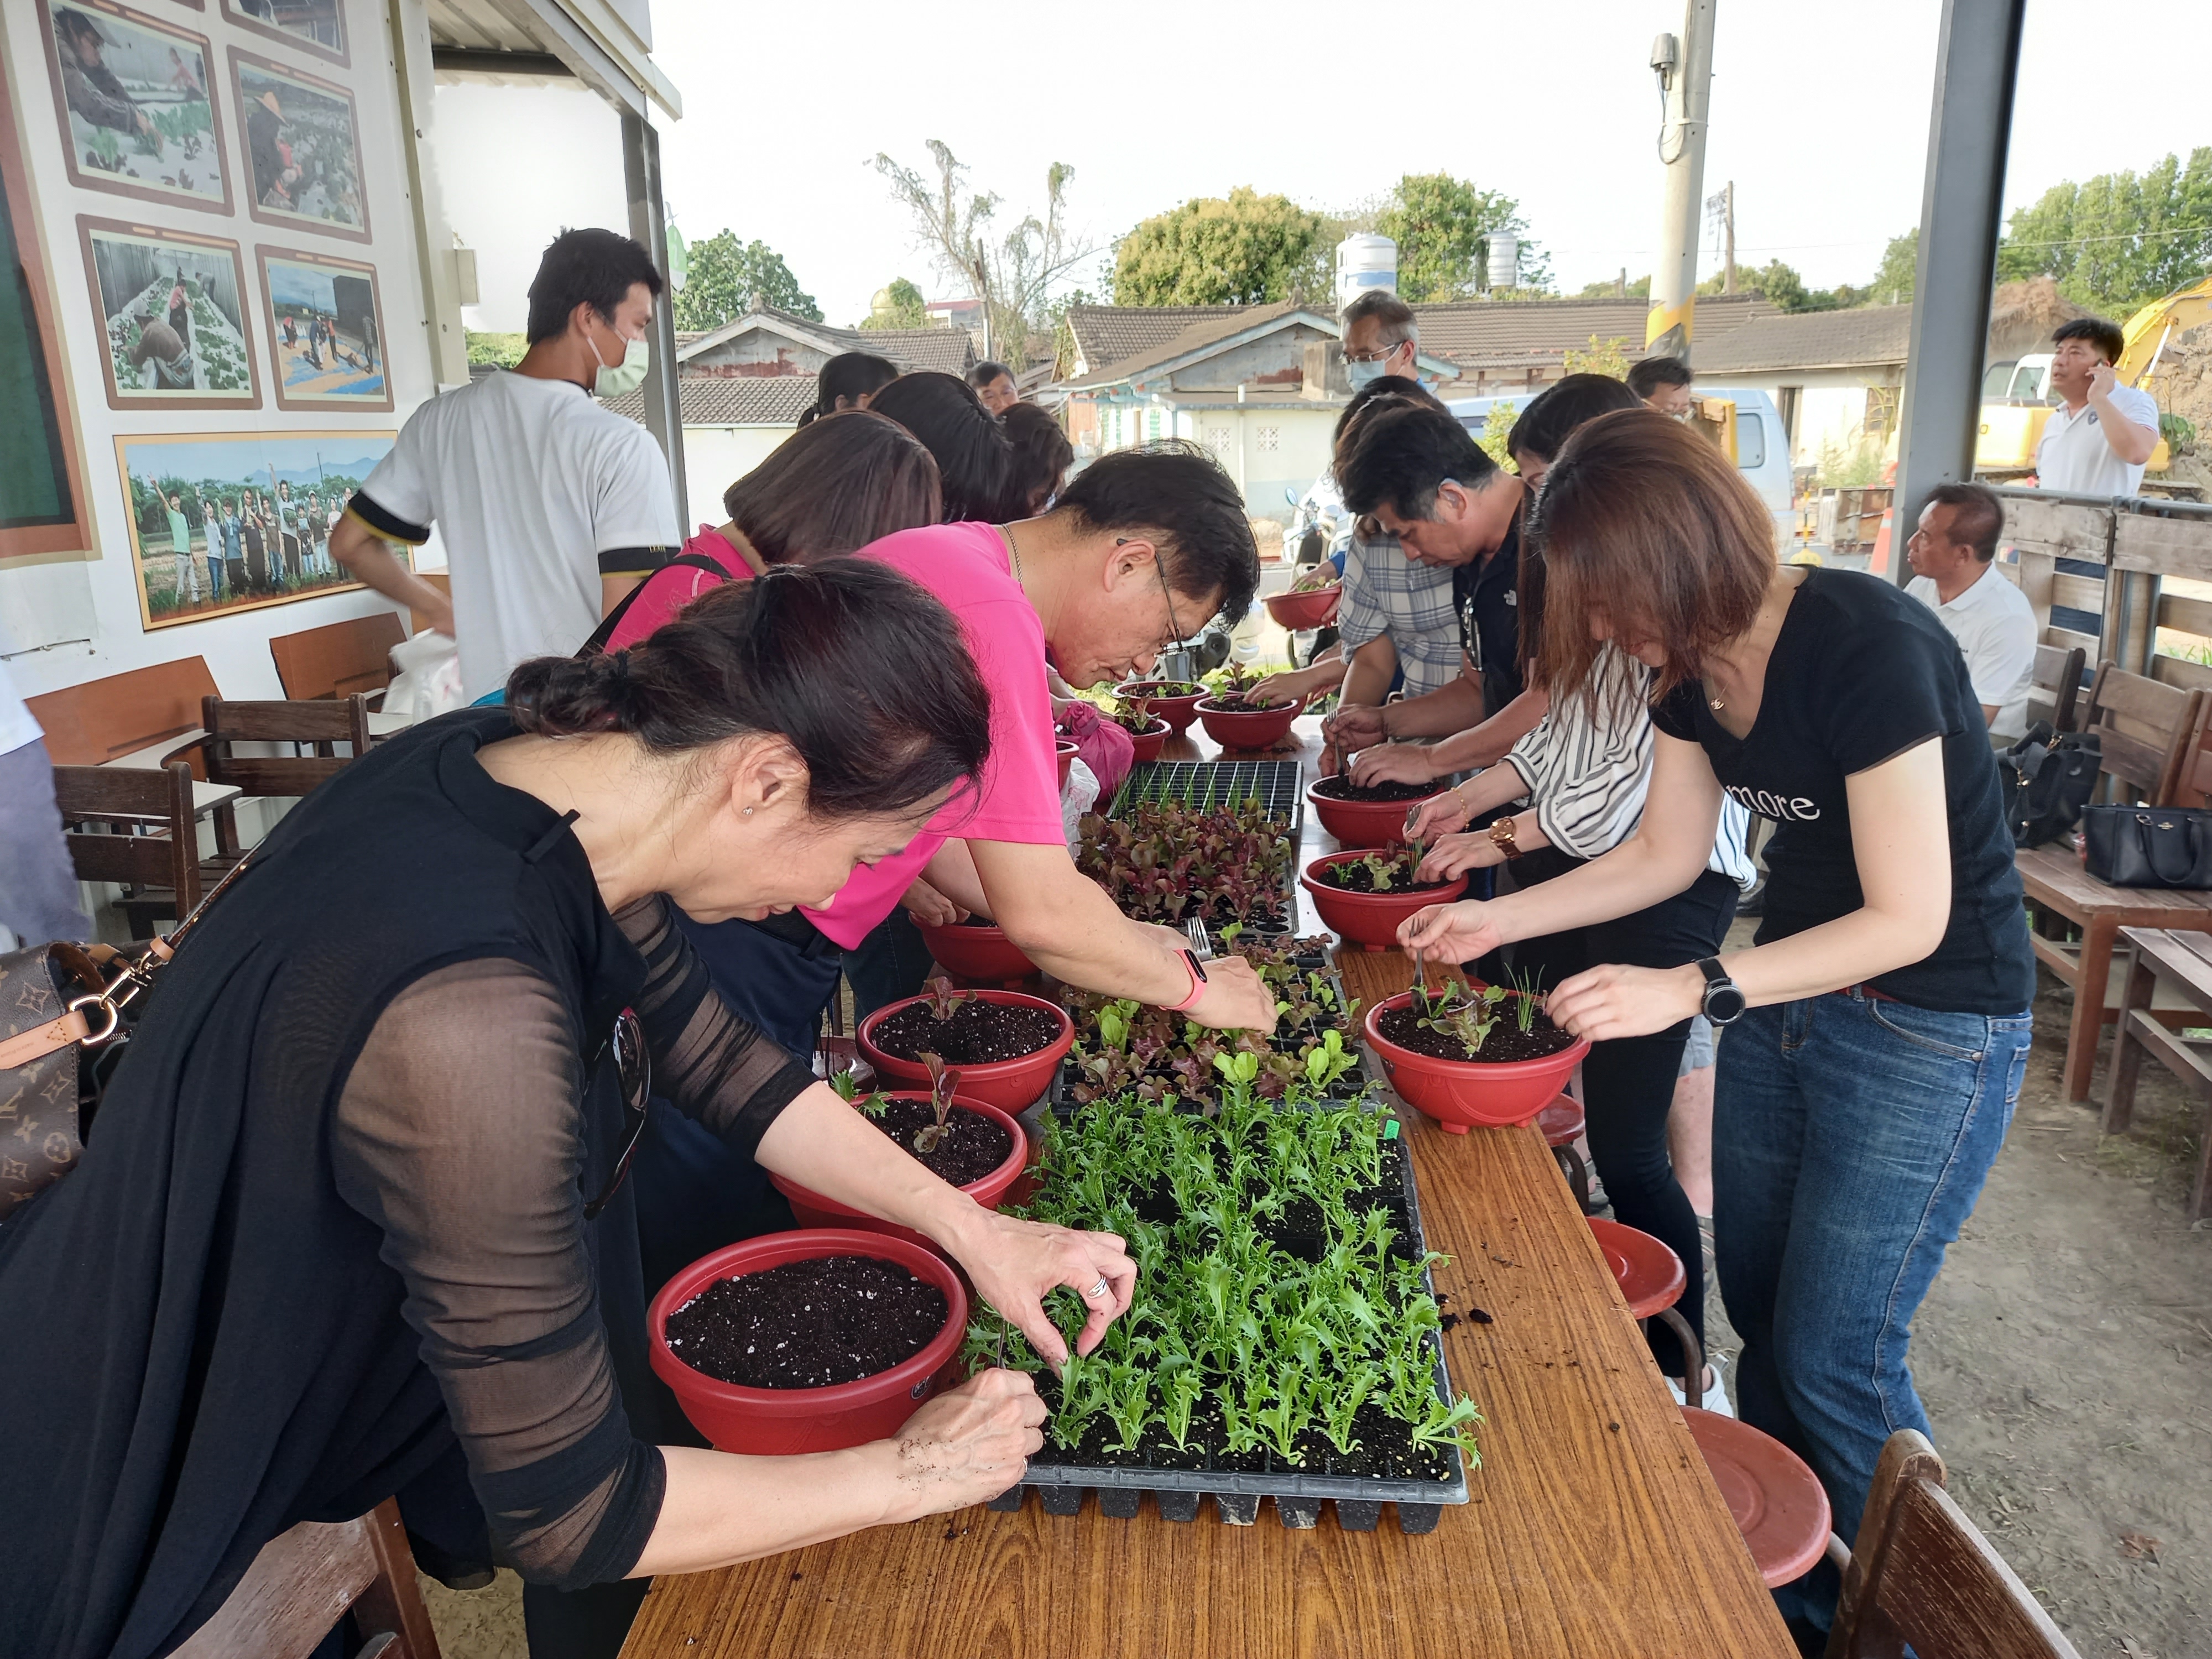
[1411,946,1427,994]
[1183,916,1215,961]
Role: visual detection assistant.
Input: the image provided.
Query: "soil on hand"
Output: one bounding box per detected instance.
[665,1255,948,1389]
[873,996,1063,1065]
[869,1096,1015,1186]
[1317,854,1449,894]
[1201,693,1293,714]
[1310,775,1439,804]
[1376,1001,1579,1063]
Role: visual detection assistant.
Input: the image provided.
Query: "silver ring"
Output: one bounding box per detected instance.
[1085,1278,1110,1299]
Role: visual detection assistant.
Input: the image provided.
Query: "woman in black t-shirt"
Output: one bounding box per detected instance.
[1402,413,2033,1627]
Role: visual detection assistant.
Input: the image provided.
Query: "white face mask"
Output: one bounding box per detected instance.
[588,322,650,398]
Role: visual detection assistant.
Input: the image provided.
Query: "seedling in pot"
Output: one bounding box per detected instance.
[912,1052,963,1155]
[1415,983,1510,1056]
[926,974,966,1022]
[830,1068,890,1118]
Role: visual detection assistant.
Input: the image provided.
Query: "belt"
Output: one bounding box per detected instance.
[1834,983,1903,1004]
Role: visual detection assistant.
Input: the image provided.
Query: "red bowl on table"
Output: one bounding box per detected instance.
[1306,777,1450,849]
[1118,680,1207,734]
[1124,717,1170,763]
[1196,695,1302,750]
[1055,739,1079,790]
[770,1091,1030,1253]
[1264,583,1342,632]
[1363,990,1590,1132]
[857,988,1074,1113]
[915,917,1037,984]
[648,1229,967,1455]
[1299,851,1467,951]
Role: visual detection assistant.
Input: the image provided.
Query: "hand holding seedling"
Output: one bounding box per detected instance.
[885,1367,1050,1514]
[1406,788,1474,845]
[1397,898,1507,963]
[1322,703,1388,757]
[1176,952,1280,1031]
[1417,830,1505,881]
[945,1208,1137,1372]
[1543,960,1705,1042]
[1349,743,1436,787]
[899,878,968,928]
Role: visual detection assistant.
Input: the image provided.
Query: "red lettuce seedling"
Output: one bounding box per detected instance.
[912,1051,963,1155]
[925,974,965,1022]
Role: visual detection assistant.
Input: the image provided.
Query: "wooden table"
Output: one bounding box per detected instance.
[622,721,1796,1659]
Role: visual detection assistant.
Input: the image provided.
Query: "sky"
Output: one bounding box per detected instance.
[441,1,2212,335]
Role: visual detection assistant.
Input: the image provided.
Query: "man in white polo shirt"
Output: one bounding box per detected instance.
[2033,316,2162,498]
[330,229,681,700]
[1906,481,2038,740]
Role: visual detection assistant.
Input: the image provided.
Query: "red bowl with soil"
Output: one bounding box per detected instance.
[1118,680,1207,734]
[1300,850,1468,951]
[1306,775,1449,849]
[1124,717,1171,763]
[1055,739,1079,790]
[1363,989,1590,1131]
[916,916,1037,984]
[648,1229,967,1455]
[1196,694,1302,750]
[770,1092,1030,1252]
[858,988,1075,1113]
[1263,583,1342,632]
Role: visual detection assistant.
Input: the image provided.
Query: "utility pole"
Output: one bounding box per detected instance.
[1646,0,1716,363]
[1710,180,1736,293]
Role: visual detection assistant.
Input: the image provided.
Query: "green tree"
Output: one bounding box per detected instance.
[1561,336,1632,378]
[1996,149,2212,314]
[1112,188,1326,306]
[858,276,927,331]
[1575,273,1651,299]
[1375,173,1550,301]
[1869,230,1916,305]
[672,231,821,331]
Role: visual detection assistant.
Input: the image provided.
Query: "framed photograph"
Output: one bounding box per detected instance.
[256,244,389,410]
[78,217,258,410]
[38,0,232,217]
[113,429,396,629]
[229,49,367,242]
[218,0,347,69]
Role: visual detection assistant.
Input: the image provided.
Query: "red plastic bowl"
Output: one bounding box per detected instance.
[1055,739,1079,790]
[857,988,1074,1113]
[1306,778,1449,849]
[1264,583,1342,632]
[1118,680,1206,733]
[1125,718,1170,763]
[771,1092,1030,1251]
[916,917,1037,984]
[1196,695,1301,750]
[1363,989,1590,1132]
[1300,851,1467,951]
[648,1229,967,1455]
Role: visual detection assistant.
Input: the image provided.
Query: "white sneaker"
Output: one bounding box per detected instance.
[1668,1352,1735,1417]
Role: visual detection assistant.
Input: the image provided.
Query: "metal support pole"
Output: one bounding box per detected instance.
[1646,0,1715,363]
[620,109,687,515]
[1890,0,2027,585]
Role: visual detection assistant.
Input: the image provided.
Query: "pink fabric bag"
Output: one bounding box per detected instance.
[1055,701,1134,802]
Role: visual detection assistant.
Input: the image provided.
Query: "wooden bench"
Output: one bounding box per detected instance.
[2103,925,2212,1223]
[52,761,202,940]
[2017,664,2206,1101]
[269,613,405,703]
[2025,640,2086,735]
[170,1498,440,1659]
[25,656,219,767]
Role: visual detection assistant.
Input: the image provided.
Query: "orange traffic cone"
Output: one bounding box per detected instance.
[1869,508,1895,577]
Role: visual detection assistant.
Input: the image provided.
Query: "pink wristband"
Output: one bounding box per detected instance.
[1167,948,1208,1012]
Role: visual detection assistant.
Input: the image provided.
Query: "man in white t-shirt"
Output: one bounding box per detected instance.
[2033,316,2162,498]
[1905,481,2038,740]
[331,229,681,699]
[0,658,92,947]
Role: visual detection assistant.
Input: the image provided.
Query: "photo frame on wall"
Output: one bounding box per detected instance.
[38,0,233,217]
[79,216,259,410]
[114,429,398,630]
[219,0,347,69]
[255,244,390,411]
[229,49,367,243]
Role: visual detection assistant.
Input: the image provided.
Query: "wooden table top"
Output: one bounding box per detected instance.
[622,719,1796,1659]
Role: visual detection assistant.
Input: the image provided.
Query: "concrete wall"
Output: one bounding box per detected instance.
[1166,326,1330,393]
[684,333,833,380]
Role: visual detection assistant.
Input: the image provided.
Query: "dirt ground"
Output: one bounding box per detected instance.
[419,959,2212,1659]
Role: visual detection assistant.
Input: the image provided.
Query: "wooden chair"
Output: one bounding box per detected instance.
[2023,641,2086,735]
[1823,1430,2080,1659]
[51,761,202,940]
[2100,926,2212,1221]
[2015,665,2209,1101]
[24,656,219,766]
[270,612,405,704]
[192,694,374,800]
[170,1497,441,1659]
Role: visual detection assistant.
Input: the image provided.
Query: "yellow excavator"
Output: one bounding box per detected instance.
[1972,275,2211,477]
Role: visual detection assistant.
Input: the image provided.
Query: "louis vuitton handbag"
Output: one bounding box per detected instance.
[0,854,252,1219]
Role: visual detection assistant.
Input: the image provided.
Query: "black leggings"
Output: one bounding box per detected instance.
[1506,864,1740,1381]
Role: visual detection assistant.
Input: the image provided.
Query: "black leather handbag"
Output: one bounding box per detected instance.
[2080,804,2212,889]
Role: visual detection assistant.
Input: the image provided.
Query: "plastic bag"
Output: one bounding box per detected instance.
[381,628,465,724]
[1062,758,1100,850]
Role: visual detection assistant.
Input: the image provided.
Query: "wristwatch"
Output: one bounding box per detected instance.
[1488,816,1522,861]
[1694,957,1746,1025]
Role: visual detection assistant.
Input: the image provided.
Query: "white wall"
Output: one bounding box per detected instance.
[675,425,793,532]
[0,0,436,702]
[1176,406,1336,523]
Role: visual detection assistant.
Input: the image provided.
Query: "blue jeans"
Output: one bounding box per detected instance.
[1714,990,2031,1624]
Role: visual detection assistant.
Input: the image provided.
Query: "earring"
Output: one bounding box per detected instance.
[743,806,754,816]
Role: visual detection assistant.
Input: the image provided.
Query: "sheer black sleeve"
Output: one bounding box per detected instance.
[331,959,663,1590]
[614,895,817,1161]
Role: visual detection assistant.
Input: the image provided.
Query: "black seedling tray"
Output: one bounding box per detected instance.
[1109,759,1305,828]
[987,1130,1469,1533]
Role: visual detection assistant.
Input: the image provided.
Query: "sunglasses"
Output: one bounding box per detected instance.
[583,1008,650,1220]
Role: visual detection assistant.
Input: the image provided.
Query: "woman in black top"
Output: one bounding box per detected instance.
[1402,414,2034,1631]
[0,564,1133,1659]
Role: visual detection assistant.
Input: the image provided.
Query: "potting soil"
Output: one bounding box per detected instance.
[1201,693,1293,713]
[1308,776,1438,804]
[665,1255,948,1389]
[868,1096,1015,1185]
[871,997,1063,1065]
[1317,855,1451,895]
[1375,1003,1579,1063]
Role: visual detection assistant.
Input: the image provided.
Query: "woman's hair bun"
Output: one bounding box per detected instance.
[506,649,642,736]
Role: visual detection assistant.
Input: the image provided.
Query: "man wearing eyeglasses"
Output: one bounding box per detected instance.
[1341,291,1422,390]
